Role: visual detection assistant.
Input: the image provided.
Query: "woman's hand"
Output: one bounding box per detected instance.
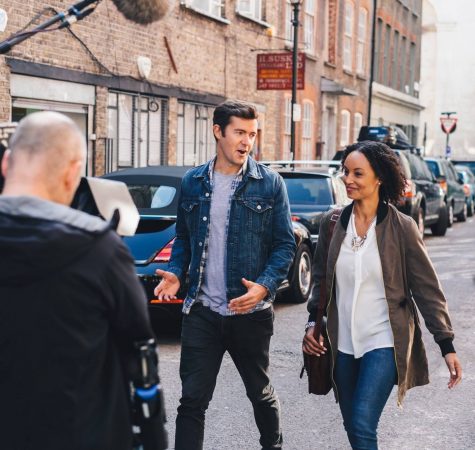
[444,353,462,389]
[302,326,327,356]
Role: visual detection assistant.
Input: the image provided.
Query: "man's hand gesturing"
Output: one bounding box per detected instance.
[228,278,268,314]
[154,269,181,301]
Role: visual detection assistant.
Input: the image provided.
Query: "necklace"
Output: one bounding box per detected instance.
[350,214,376,252]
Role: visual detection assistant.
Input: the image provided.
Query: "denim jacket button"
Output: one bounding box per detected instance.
[203,216,207,221]
[257,205,262,210]
[205,193,210,197]
[199,242,203,247]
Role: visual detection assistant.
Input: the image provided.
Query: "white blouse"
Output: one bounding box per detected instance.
[335,213,394,358]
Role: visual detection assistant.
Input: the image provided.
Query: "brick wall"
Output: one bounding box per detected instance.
[0,1,284,170]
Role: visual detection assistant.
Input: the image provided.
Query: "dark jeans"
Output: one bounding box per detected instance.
[175,303,282,450]
[334,348,397,450]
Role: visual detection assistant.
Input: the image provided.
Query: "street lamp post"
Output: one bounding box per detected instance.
[290,0,302,161]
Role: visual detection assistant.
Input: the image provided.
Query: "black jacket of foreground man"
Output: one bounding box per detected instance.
[0,196,156,450]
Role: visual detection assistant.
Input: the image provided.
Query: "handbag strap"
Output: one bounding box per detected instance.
[313,209,342,340]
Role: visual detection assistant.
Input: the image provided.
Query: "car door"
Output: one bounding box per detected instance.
[410,155,441,220]
[444,161,465,214]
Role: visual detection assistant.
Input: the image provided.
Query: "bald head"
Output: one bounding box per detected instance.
[2,112,86,205]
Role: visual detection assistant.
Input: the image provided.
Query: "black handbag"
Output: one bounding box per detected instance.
[301,210,341,395]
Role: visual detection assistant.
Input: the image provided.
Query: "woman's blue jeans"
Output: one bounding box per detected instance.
[334,348,397,450]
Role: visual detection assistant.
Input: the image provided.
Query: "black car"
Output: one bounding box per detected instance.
[103,165,314,314]
[424,157,467,224]
[277,169,350,242]
[358,125,414,149]
[395,150,448,236]
[451,159,475,176]
[454,164,475,217]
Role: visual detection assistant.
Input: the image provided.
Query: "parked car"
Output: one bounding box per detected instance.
[395,149,448,236]
[358,125,414,150]
[277,168,351,242]
[424,157,467,224]
[451,159,475,176]
[102,165,314,315]
[454,164,475,217]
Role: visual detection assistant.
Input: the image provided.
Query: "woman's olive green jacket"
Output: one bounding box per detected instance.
[307,202,455,405]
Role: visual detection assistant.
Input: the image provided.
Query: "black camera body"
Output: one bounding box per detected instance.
[130,339,168,450]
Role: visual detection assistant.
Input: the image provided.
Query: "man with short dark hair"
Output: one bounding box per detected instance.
[0,111,164,450]
[155,100,296,450]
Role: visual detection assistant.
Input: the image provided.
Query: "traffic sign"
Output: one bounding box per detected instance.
[440,116,457,134]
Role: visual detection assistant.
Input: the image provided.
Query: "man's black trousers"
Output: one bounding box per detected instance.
[175,303,282,450]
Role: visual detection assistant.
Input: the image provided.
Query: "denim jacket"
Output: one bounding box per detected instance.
[168,157,296,314]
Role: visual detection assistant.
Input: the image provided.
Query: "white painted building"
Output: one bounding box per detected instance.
[420,0,475,158]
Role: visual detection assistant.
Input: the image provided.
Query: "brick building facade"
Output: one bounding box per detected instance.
[0,0,285,175]
[1,1,421,171]
[370,0,423,145]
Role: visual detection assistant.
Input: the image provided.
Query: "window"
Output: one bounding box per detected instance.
[302,101,314,160]
[237,0,264,22]
[340,110,350,147]
[304,0,316,54]
[285,1,293,44]
[399,36,407,91]
[356,8,367,74]
[177,102,216,166]
[409,42,416,95]
[107,92,167,172]
[392,31,400,88]
[374,18,383,82]
[283,97,292,159]
[185,0,224,18]
[383,24,391,85]
[353,112,363,142]
[343,1,354,70]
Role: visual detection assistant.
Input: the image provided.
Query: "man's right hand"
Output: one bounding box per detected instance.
[154,269,181,300]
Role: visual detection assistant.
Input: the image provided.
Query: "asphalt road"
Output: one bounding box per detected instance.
[155,218,475,450]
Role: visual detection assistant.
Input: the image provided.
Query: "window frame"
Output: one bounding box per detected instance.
[340,109,351,147]
[236,0,266,23]
[343,1,354,71]
[302,100,314,160]
[181,0,227,22]
[353,112,363,143]
[283,96,292,160]
[303,0,316,55]
[356,7,367,75]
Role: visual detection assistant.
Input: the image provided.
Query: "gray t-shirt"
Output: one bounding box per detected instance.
[198,171,235,315]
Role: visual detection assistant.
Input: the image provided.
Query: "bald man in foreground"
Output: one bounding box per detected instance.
[0,112,165,450]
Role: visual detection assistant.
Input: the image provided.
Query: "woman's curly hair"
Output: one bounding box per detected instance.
[341,141,407,205]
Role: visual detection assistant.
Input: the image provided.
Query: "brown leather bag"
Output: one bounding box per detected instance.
[301,210,341,395]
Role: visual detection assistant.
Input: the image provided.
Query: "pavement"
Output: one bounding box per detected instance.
[156,217,475,450]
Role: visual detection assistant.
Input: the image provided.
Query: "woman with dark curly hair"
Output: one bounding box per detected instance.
[303,141,462,449]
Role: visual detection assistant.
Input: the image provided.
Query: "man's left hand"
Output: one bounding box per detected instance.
[229,278,268,314]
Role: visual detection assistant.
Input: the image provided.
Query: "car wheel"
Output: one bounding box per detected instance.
[286,244,313,304]
[416,207,425,238]
[467,198,474,217]
[456,202,467,222]
[430,204,448,237]
[447,203,454,228]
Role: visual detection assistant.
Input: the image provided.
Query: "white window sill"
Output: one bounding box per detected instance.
[235,10,272,28]
[180,2,230,25]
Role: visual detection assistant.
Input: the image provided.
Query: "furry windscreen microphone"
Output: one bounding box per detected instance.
[111,0,171,24]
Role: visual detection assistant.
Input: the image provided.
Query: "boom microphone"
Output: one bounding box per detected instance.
[111,0,171,24]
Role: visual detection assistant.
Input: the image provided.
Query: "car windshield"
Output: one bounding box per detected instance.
[283,177,332,205]
[127,184,177,209]
[425,160,441,178]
